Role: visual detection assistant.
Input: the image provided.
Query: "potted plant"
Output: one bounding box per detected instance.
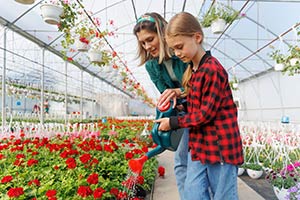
[40,0,64,25]
[200,3,240,34]
[269,49,286,71]
[229,76,239,91]
[238,164,245,176]
[244,163,263,179]
[283,45,300,76]
[15,0,35,4]
[88,40,105,63]
[57,1,81,50]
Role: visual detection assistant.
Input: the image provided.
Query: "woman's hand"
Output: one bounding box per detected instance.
[157,88,181,108]
[154,118,171,131]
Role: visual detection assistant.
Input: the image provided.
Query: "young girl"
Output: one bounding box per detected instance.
[155,12,244,200]
[133,12,189,200]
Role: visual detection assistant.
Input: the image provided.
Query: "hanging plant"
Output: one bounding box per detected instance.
[229,76,239,91]
[200,3,240,34]
[282,45,300,76]
[269,49,287,72]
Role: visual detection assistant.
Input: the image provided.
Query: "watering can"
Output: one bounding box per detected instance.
[128,101,184,174]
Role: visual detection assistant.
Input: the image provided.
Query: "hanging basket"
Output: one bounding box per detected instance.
[40,4,63,25]
[88,50,103,63]
[75,40,90,52]
[246,169,263,179]
[273,186,288,200]
[15,0,35,4]
[232,83,238,89]
[274,63,285,71]
[289,58,300,66]
[211,18,226,34]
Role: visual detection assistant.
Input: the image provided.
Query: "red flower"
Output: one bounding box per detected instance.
[137,175,144,185]
[110,188,119,196]
[79,153,91,164]
[158,166,165,177]
[117,191,128,199]
[77,185,93,197]
[1,175,13,183]
[93,187,106,199]
[87,173,98,185]
[79,37,89,44]
[13,159,23,166]
[125,152,133,160]
[53,165,59,170]
[0,154,5,160]
[66,157,76,169]
[7,187,24,198]
[16,154,25,159]
[28,179,40,186]
[112,51,117,57]
[46,190,56,197]
[27,158,38,167]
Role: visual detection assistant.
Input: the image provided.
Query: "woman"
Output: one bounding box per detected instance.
[133,12,188,200]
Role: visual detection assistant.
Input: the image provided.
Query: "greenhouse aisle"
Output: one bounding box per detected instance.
[152,151,265,200]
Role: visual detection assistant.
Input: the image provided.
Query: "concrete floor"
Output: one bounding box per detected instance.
[151,151,266,200]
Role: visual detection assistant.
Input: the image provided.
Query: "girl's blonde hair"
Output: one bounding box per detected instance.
[133,12,172,65]
[165,12,204,96]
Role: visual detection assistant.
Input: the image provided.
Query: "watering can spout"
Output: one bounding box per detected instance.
[128,155,148,174]
[128,101,184,174]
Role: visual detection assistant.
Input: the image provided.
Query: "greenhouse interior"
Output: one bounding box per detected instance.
[0,0,299,199]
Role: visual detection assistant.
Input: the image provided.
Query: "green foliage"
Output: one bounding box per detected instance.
[200,4,240,28]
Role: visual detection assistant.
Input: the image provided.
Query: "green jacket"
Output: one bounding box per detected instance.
[145,56,187,93]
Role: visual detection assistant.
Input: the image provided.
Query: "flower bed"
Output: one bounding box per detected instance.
[0,119,158,199]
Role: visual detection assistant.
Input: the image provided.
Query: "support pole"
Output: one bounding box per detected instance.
[40,49,45,125]
[80,70,83,121]
[2,27,7,132]
[65,61,68,125]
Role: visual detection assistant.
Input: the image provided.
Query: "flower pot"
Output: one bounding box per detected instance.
[88,50,102,63]
[246,169,263,179]
[290,58,300,66]
[273,186,288,200]
[211,18,226,34]
[238,167,245,176]
[274,63,285,71]
[15,0,35,4]
[40,4,63,25]
[232,83,238,89]
[75,40,90,52]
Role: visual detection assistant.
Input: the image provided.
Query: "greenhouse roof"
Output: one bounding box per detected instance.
[0,0,300,104]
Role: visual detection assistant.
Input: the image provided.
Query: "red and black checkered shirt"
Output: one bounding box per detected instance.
[170,55,244,165]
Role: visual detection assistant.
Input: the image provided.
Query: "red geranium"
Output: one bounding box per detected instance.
[158,166,165,177]
[79,153,91,164]
[87,173,98,185]
[93,187,106,199]
[66,157,76,169]
[7,187,24,198]
[46,190,56,197]
[77,185,93,197]
[1,175,13,183]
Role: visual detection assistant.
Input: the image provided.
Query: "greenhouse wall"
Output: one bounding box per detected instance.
[234,71,300,123]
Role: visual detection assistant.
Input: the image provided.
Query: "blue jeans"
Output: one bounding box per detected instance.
[174,128,189,200]
[184,152,239,200]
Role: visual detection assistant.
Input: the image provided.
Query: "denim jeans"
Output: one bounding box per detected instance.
[184,152,239,200]
[174,128,189,200]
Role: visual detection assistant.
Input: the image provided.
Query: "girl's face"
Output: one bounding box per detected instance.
[166,34,201,64]
[136,29,160,57]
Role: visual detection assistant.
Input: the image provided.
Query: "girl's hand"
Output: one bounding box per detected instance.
[157,88,181,108]
[154,118,171,131]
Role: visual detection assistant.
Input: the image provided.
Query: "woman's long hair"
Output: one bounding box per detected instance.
[133,12,172,65]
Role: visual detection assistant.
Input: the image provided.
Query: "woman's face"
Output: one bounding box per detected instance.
[136,29,160,57]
